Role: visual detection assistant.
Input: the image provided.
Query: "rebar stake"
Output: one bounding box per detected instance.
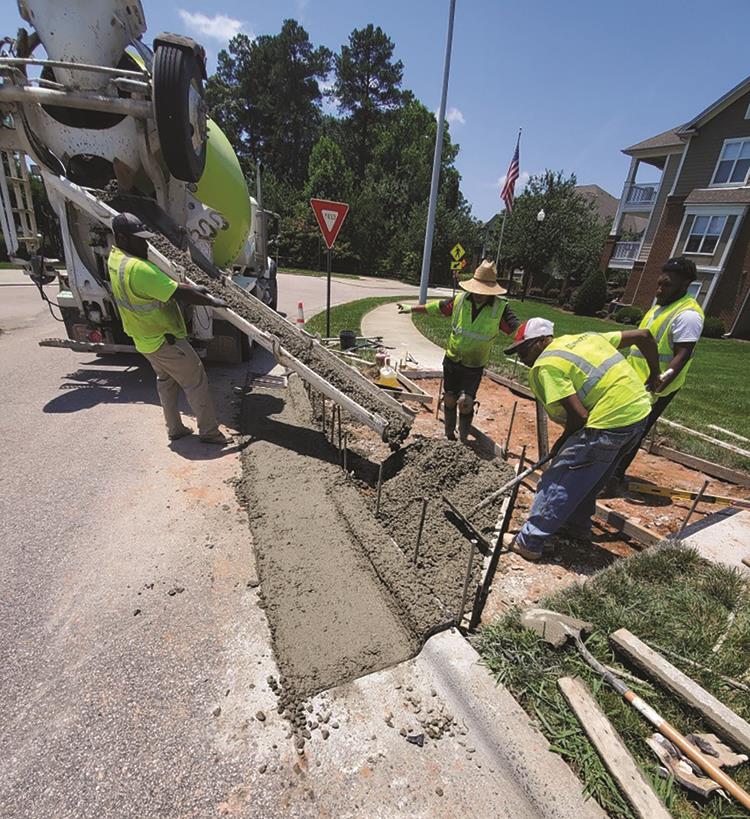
[678,478,709,537]
[343,433,348,476]
[456,538,477,629]
[503,400,518,460]
[414,497,428,564]
[337,405,342,450]
[375,461,384,516]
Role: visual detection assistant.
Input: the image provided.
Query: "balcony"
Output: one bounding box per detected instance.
[608,240,641,269]
[621,181,659,211]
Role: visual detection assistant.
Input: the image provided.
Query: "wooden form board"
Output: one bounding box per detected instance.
[558,676,671,819]
[647,444,750,488]
[610,629,750,754]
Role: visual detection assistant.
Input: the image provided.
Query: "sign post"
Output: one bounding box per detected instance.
[310,198,350,339]
[450,242,466,296]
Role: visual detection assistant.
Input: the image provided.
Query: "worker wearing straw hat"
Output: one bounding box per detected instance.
[398,260,519,442]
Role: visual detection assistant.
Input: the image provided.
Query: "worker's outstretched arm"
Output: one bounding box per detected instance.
[397,303,427,314]
[172,283,226,308]
[618,329,661,392]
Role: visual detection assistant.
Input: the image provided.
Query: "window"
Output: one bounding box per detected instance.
[685,214,726,254]
[712,139,750,185]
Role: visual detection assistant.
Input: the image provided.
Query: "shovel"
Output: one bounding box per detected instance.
[521,608,750,811]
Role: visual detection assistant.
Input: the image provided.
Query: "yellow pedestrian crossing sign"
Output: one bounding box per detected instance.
[450,243,465,261]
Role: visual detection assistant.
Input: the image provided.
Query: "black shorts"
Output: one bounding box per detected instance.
[442,356,484,399]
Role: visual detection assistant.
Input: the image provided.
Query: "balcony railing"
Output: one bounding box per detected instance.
[611,240,641,261]
[622,182,659,209]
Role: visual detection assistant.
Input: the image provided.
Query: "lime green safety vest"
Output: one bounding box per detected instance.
[530,333,652,429]
[107,246,186,354]
[628,294,704,397]
[426,292,507,368]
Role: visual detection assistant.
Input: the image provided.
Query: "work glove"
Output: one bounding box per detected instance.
[210,296,228,309]
[397,303,412,314]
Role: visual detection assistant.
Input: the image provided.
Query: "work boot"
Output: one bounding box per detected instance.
[458,411,474,443]
[444,405,457,440]
[168,425,193,441]
[503,533,542,561]
[200,430,230,445]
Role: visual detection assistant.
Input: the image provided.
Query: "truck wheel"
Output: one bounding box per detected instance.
[153,44,207,182]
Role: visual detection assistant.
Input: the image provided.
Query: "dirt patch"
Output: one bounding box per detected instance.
[375,437,515,613]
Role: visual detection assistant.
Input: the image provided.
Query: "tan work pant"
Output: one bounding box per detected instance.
[144,338,219,438]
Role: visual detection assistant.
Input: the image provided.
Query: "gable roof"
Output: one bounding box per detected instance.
[622,73,750,158]
[623,127,685,155]
[575,184,618,222]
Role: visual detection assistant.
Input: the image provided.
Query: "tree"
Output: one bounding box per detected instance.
[572,268,607,315]
[303,136,353,201]
[206,21,331,186]
[495,171,607,299]
[332,24,404,181]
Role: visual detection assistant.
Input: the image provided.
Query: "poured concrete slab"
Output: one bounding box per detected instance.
[681,508,750,573]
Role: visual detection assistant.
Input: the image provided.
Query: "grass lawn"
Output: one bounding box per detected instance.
[475,546,750,818]
[413,300,750,471]
[305,295,404,341]
[279,266,360,280]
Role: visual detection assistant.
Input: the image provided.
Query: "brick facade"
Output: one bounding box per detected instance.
[626,196,686,309]
[599,235,618,273]
[709,211,750,329]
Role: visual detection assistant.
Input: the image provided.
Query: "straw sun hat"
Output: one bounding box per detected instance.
[459,259,507,296]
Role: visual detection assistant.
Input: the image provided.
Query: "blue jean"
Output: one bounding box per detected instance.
[515,419,647,554]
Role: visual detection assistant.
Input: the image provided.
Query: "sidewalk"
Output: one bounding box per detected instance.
[362,301,446,369]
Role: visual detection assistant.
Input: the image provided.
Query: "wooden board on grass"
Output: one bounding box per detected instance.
[558,676,671,819]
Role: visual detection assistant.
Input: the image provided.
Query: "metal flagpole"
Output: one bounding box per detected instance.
[418,0,457,306]
[494,211,507,266]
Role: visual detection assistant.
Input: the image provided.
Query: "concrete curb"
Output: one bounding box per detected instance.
[419,630,607,818]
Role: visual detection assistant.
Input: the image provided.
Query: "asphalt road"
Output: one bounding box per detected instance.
[0,270,423,818]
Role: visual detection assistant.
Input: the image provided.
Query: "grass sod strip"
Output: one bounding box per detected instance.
[413,303,750,472]
[474,546,750,819]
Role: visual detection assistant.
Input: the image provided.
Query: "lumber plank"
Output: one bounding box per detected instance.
[647,444,750,488]
[657,418,750,458]
[484,368,535,399]
[593,503,662,547]
[610,628,750,754]
[558,676,670,819]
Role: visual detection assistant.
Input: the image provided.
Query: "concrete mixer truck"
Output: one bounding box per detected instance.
[0,0,277,362]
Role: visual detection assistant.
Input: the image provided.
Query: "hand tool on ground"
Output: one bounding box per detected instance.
[627,481,750,510]
[468,451,555,517]
[520,608,750,811]
[441,495,493,552]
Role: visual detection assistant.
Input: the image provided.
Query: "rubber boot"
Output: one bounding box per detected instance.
[458,411,474,443]
[443,405,457,440]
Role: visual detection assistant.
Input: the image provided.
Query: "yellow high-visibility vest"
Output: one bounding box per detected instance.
[628,294,704,396]
[426,292,507,368]
[108,246,186,354]
[529,332,652,430]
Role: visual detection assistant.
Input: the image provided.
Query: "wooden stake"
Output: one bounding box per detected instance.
[456,538,477,629]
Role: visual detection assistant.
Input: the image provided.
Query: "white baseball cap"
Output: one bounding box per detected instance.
[504,317,555,354]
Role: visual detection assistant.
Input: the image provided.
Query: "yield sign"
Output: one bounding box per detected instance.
[310,198,350,249]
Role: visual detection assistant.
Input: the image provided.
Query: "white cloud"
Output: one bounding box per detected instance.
[446,107,465,126]
[497,169,530,193]
[178,10,246,41]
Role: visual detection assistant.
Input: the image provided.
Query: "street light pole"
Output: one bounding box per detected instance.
[522,208,545,302]
[418,0,457,306]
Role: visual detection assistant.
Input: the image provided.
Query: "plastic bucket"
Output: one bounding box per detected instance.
[339,329,357,350]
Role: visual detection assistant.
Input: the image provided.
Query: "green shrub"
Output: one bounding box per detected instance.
[702,316,725,338]
[614,305,644,325]
[546,288,560,300]
[572,269,608,316]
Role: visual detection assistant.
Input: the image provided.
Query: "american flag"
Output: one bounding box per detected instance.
[500,134,521,212]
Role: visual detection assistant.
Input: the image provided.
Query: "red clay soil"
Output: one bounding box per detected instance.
[398,375,750,622]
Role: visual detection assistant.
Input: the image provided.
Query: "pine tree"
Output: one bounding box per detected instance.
[572,268,608,316]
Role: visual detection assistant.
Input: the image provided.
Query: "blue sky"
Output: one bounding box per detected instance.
[4,0,749,221]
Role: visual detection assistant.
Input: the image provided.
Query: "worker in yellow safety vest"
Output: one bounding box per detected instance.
[609,256,705,489]
[501,318,661,561]
[397,260,519,442]
[108,212,229,445]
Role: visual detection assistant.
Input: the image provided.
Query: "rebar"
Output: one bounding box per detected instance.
[414,497,428,564]
[456,539,477,629]
[503,400,518,459]
[375,461,384,516]
[678,479,709,537]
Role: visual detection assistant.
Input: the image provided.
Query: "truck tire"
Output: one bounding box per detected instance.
[153,44,207,182]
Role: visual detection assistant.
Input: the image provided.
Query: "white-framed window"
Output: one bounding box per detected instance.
[685,214,727,254]
[711,138,750,186]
